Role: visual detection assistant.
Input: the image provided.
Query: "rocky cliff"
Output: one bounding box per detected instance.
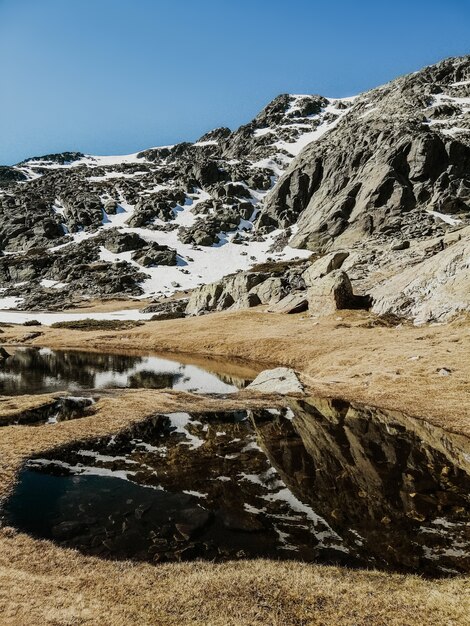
[1,56,469,321]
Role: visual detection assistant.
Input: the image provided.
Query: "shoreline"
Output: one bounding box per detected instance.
[2,307,469,435]
[0,308,469,625]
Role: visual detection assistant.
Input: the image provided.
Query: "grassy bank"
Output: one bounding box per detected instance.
[0,309,469,625]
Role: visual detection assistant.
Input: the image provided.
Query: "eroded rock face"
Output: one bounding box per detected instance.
[1,56,469,318]
[371,234,470,322]
[260,57,470,253]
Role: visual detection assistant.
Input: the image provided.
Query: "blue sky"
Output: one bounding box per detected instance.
[1,0,469,164]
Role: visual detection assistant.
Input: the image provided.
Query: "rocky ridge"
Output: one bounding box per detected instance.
[1,56,470,321]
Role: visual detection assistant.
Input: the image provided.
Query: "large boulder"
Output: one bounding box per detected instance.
[307,270,370,316]
[101,229,147,253]
[186,272,268,316]
[302,251,349,286]
[268,292,308,314]
[250,277,287,304]
[246,367,304,394]
[131,243,177,267]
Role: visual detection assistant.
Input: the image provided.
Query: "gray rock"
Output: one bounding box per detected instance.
[132,243,177,267]
[250,277,286,304]
[246,367,304,394]
[268,292,308,314]
[302,252,349,286]
[186,272,268,316]
[390,240,411,251]
[307,270,370,316]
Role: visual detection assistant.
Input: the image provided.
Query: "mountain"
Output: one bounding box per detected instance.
[0,56,469,321]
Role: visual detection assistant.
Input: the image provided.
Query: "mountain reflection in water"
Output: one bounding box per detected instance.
[0,347,251,395]
[4,398,469,576]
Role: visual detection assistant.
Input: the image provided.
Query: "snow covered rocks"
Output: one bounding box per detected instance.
[246,368,304,394]
[1,56,470,321]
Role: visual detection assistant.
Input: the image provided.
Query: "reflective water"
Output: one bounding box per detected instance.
[0,347,252,395]
[4,399,470,576]
[0,396,96,427]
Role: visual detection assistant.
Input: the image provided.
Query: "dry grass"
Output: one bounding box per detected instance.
[0,533,469,626]
[3,308,469,435]
[50,319,145,331]
[0,310,469,625]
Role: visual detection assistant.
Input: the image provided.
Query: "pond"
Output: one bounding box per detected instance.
[4,398,470,576]
[0,347,254,396]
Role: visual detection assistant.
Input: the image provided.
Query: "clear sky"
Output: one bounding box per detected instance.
[1,0,469,164]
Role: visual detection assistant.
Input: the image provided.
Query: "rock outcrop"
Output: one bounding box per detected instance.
[1,56,469,320]
[260,57,470,253]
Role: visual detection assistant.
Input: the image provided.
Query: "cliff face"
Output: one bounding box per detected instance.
[0,57,469,321]
[261,56,470,251]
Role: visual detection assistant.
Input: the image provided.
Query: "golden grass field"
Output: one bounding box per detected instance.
[0,308,469,625]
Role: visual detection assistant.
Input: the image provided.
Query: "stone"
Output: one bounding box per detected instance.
[185,272,268,316]
[390,240,411,251]
[229,292,261,310]
[246,367,304,394]
[101,229,146,253]
[132,243,177,267]
[250,277,286,304]
[268,292,308,314]
[307,270,370,316]
[302,252,349,286]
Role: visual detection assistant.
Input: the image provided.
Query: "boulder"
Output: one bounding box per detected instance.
[229,292,261,310]
[185,272,268,316]
[140,298,188,315]
[132,243,177,267]
[104,199,119,215]
[302,252,349,286]
[250,277,286,305]
[101,229,146,253]
[246,367,304,394]
[185,282,225,316]
[307,270,370,316]
[268,292,308,314]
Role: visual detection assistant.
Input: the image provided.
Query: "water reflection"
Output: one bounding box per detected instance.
[4,399,470,575]
[0,347,250,395]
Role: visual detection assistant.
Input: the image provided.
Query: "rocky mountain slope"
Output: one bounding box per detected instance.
[1,56,469,321]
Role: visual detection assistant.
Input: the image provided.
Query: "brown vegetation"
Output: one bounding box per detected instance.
[0,309,469,624]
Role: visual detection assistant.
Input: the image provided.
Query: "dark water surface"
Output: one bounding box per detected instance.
[0,347,251,395]
[4,399,470,576]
